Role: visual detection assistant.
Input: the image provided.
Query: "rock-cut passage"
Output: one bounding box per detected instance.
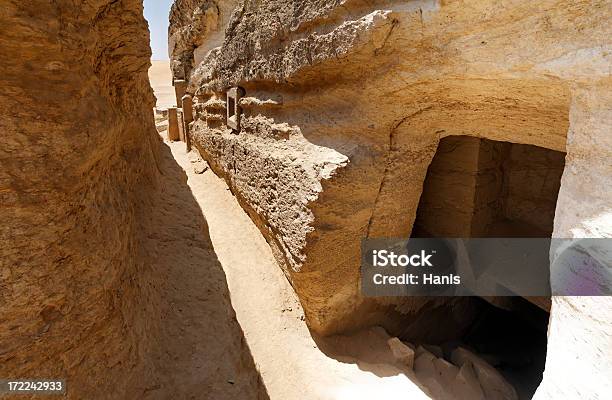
[410,135,566,399]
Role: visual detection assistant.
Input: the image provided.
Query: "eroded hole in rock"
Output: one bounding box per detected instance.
[409,135,566,399]
[228,96,236,120]
[226,87,244,131]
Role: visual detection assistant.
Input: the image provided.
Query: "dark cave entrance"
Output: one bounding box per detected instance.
[411,135,566,399]
[412,135,566,239]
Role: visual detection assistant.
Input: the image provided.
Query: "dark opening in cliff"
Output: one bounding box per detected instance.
[412,135,566,238]
[410,135,566,399]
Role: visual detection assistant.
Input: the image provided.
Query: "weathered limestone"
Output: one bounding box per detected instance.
[387,337,415,369]
[452,347,518,400]
[169,0,239,81]
[0,1,159,397]
[172,0,597,332]
[534,81,612,399]
[178,108,185,142]
[170,0,611,396]
[1,3,268,399]
[174,79,187,107]
[168,107,180,141]
[455,362,486,400]
[182,94,194,151]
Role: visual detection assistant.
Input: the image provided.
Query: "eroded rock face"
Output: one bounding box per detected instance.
[1,1,267,399]
[1,2,160,396]
[170,0,611,396]
[169,0,239,81]
[535,83,612,400]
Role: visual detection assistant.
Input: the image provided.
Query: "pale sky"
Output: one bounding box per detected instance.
[144,0,174,60]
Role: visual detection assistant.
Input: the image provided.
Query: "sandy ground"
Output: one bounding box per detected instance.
[148,61,175,109]
[162,133,434,400]
[136,136,268,399]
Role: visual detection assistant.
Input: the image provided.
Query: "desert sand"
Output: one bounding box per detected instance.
[162,128,435,400]
[148,60,175,108]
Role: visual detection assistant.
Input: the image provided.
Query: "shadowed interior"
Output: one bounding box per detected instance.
[410,135,566,399]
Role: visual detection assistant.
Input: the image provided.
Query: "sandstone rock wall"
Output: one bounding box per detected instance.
[169,0,239,81]
[1,2,266,399]
[1,2,160,396]
[172,0,609,322]
[170,0,611,396]
[536,80,612,400]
